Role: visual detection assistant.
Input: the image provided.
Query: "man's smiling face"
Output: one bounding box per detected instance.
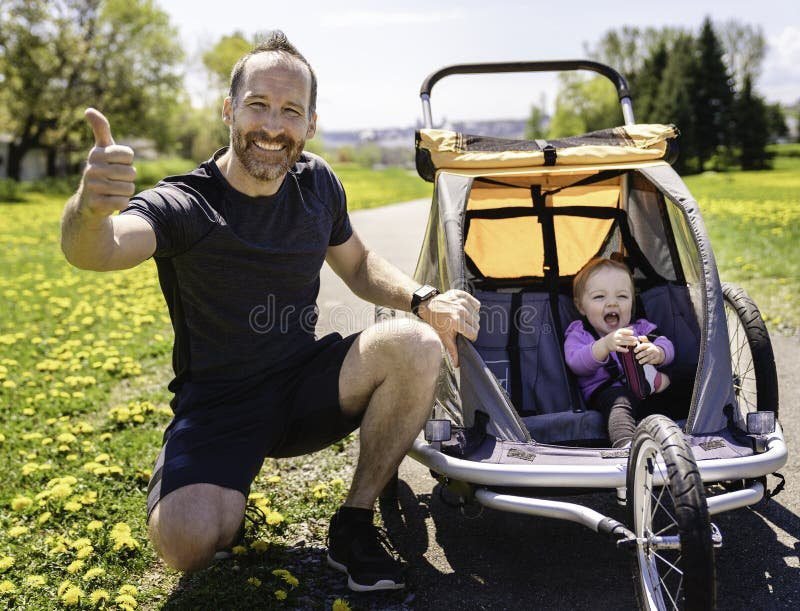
[224,53,317,188]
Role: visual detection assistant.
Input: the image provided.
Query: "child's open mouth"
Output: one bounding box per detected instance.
[604,312,620,326]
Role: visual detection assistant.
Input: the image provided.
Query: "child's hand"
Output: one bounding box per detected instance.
[634,336,665,365]
[603,327,638,353]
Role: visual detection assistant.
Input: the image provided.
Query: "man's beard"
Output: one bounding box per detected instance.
[230,124,305,182]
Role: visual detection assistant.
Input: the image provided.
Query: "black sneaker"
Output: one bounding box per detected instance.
[326,509,405,592]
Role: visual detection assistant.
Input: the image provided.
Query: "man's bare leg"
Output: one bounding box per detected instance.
[338,318,443,508]
[148,483,245,572]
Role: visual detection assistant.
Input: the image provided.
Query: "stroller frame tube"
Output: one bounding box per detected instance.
[470,481,764,540]
[409,423,787,489]
[419,60,635,129]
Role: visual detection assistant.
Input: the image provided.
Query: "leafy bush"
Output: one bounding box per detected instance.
[0,178,23,202]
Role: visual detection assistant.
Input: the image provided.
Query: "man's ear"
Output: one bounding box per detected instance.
[222,97,233,126]
[306,112,317,139]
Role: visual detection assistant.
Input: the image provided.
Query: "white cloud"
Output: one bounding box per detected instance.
[760,25,800,104]
[321,9,465,28]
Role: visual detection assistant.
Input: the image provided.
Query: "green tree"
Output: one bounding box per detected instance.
[734,75,770,169]
[547,76,623,138]
[693,18,735,170]
[0,0,185,180]
[651,35,699,174]
[718,20,766,92]
[202,32,253,92]
[765,104,789,142]
[525,94,549,140]
[634,40,669,123]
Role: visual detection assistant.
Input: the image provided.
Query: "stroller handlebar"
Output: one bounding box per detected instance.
[419,60,635,128]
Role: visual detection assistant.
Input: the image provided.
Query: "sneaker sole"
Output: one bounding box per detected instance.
[326,554,405,592]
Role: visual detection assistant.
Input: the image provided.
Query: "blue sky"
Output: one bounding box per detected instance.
[159,0,800,131]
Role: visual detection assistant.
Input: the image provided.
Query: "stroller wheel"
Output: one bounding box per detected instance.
[627,415,715,610]
[722,282,779,424]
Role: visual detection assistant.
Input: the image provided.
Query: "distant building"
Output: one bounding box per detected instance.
[322,118,529,151]
[0,134,69,181]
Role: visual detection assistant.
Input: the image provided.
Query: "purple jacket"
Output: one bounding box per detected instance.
[564,319,675,401]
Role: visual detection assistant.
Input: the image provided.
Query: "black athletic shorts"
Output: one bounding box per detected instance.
[146,332,361,520]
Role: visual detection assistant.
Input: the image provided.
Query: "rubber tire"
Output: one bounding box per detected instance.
[721,282,779,417]
[627,415,715,610]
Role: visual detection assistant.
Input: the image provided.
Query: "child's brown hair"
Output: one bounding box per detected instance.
[572,257,635,311]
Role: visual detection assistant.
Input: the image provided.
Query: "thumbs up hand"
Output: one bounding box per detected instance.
[79,108,137,218]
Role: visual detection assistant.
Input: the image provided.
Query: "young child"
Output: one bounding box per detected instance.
[564,257,674,448]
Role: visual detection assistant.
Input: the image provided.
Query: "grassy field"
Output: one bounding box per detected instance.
[0,163,427,610]
[0,149,795,609]
[684,148,800,333]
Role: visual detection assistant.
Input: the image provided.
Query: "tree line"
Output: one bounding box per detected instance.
[0,3,793,180]
[527,18,793,173]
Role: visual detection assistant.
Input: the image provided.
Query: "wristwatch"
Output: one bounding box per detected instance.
[411,285,440,317]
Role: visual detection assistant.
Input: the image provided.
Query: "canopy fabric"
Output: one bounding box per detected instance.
[413,161,733,435]
[416,124,679,181]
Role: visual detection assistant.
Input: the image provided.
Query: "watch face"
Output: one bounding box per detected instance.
[415,286,438,300]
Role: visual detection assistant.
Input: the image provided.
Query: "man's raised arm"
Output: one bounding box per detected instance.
[61,108,156,271]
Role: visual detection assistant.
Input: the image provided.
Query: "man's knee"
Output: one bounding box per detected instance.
[148,484,245,572]
[380,318,443,374]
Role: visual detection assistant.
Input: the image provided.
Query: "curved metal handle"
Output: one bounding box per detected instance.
[419,60,634,128]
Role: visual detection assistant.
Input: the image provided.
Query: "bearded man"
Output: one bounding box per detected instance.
[60,30,479,592]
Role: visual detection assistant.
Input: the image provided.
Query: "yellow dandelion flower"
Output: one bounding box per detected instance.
[76,546,93,559]
[25,575,47,587]
[271,569,299,588]
[61,585,83,606]
[64,501,83,512]
[88,589,109,604]
[72,537,92,550]
[332,599,352,611]
[247,576,262,587]
[8,525,29,538]
[0,557,14,572]
[38,511,52,525]
[266,511,284,525]
[86,520,103,531]
[83,567,105,581]
[10,496,32,511]
[114,593,137,608]
[118,584,138,596]
[251,540,269,553]
[274,589,287,600]
[2,380,17,389]
[231,545,248,556]
[267,475,281,484]
[330,478,345,487]
[0,580,16,594]
[67,559,85,574]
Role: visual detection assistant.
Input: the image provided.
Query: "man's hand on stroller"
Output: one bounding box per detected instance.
[417,289,481,367]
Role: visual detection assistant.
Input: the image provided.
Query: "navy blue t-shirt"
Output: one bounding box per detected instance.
[121,149,353,396]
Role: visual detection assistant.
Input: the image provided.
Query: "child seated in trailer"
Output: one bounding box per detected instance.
[564,257,674,448]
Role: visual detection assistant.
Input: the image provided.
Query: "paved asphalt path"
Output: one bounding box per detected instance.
[316,198,799,610]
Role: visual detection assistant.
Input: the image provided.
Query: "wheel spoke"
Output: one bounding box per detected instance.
[652,463,679,526]
[657,570,681,611]
[653,521,678,538]
[653,550,684,576]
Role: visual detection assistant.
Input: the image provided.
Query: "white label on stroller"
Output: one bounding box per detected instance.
[485,359,510,391]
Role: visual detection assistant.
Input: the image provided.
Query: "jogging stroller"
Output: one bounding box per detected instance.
[379,61,787,610]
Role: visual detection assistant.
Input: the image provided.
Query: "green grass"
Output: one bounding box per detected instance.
[0,147,794,608]
[0,160,427,609]
[684,148,800,333]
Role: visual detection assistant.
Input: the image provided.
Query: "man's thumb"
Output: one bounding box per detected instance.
[85,108,115,147]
